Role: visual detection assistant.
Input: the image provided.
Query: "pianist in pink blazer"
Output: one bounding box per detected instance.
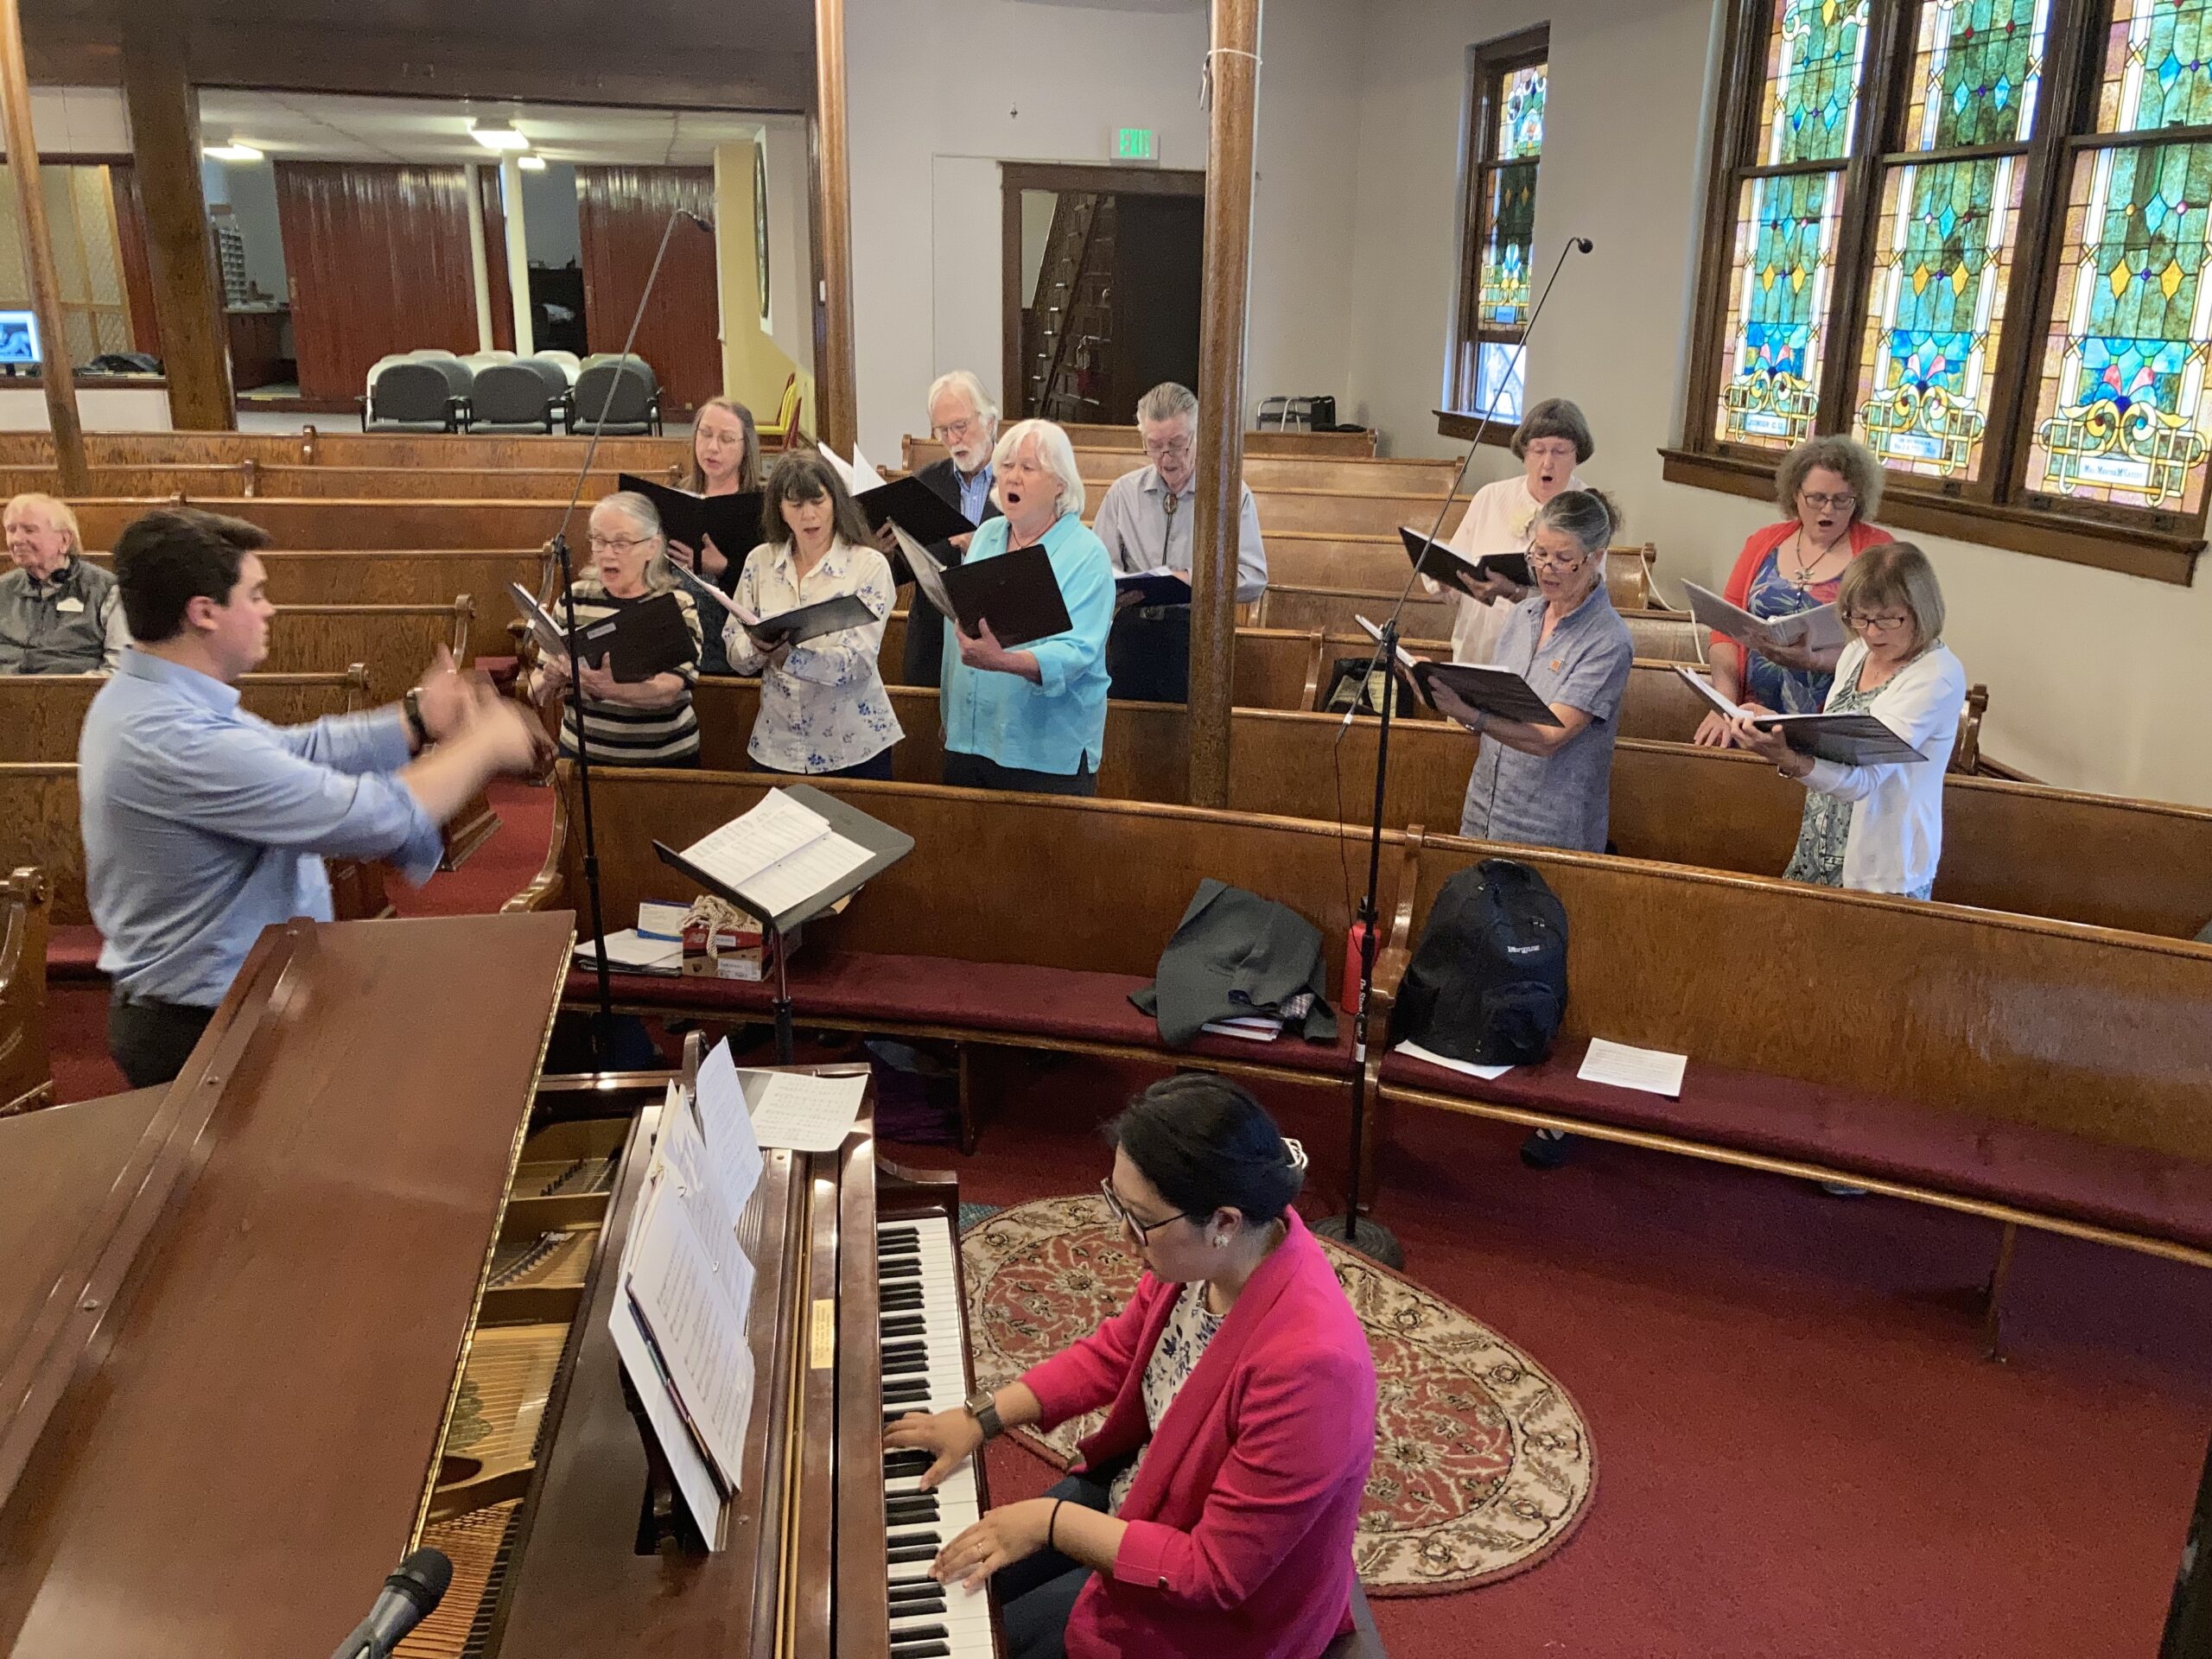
[888,1075,1377,1659]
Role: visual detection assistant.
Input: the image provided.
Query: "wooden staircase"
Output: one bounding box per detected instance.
[1028,194,1118,423]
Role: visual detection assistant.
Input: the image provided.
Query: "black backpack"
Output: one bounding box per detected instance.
[1389,859,1567,1065]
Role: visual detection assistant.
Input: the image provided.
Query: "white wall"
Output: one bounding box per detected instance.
[521,163,582,269]
[218,162,289,301]
[1339,0,2212,806]
[845,0,1362,455]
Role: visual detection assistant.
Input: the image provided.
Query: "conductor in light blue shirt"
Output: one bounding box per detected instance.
[938,419,1114,794]
[79,507,547,1088]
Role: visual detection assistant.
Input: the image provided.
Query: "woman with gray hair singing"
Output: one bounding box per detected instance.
[1429,486,1634,855]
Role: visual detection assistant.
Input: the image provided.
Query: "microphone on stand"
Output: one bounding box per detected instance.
[327,1547,451,1659]
[544,202,710,1063]
[1314,234,1592,1267]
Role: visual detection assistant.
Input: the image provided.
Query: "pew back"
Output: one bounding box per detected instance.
[1386,833,2212,1163]
[0,669,371,763]
[0,865,50,1116]
[260,601,474,696]
[0,767,84,923]
[0,430,686,471]
[524,768,1382,999]
[73,500,567,552]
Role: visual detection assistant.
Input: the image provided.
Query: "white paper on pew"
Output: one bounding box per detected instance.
[1394,1039,1513,1080]
[1577,1037,1688,1098]
[695,1039,766,1217]
[748,1069,868,1152]
[575,929,683,972]
[849,445,889,495]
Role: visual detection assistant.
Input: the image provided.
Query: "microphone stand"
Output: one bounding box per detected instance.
[1313,237,1591,1267]
[547,207,709,1064]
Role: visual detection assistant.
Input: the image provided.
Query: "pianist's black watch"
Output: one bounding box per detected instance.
[964,1387,1003,1442]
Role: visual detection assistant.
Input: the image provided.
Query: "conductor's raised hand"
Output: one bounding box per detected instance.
[464,690,549,774]
[412,645,475,741]
[883,1407,983,1492]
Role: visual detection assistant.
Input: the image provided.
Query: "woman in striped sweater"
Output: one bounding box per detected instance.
[531,492,704,766]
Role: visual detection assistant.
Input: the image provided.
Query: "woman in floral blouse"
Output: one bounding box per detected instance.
[724,450,903,779]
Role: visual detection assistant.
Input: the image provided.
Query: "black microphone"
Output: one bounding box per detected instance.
[1573,236,1594,254]
[683,211,715,234]
[327,1548,451,1659]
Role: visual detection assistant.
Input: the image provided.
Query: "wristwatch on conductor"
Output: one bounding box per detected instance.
[964,1387,1003,1441]
[402,687,430,747]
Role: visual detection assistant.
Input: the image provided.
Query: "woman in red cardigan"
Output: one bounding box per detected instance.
[886,1075,1377,1659]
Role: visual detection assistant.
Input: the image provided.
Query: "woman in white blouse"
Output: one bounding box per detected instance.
[724,450,903,779]
[1730,543,1965,899]
[1423,397,1593,665]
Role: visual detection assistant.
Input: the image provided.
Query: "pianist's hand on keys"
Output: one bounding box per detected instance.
[883,1407,986,1491]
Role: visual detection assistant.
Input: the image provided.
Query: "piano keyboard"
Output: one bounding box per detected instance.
[879,1217,995,1659]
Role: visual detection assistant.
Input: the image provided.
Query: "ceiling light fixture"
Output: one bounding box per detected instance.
[517,154,547,172]
[469,118,531,152]
[201,136,264,162]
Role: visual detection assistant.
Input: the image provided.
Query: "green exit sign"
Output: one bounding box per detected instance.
[1112,127,1160,162]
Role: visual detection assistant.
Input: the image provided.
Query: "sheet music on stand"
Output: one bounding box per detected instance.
[653,784,917,938]
[607,1052,768,1548]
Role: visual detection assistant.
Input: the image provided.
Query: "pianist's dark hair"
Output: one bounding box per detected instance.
[111,506,272,643]
[1107,1074,1305,1225]
[762,449,874,552]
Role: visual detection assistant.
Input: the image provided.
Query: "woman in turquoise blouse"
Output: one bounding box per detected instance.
[938,417,1115,795]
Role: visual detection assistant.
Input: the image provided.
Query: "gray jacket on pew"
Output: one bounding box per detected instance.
[1131,879,1338,1046]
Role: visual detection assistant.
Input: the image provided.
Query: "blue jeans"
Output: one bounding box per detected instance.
[998,1471,1115,1659]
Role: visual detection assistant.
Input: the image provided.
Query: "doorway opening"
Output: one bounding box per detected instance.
[1001,162,1205,425]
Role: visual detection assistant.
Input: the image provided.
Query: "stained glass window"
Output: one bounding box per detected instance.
[1452,30,1548,423]
[1475,162,1536,330]
[1904,0,2050,149]
[1853,159,2026,480]
[1497,65,1547,161]
[1755,0,1873,165]
[2028,142,2212,511]
[2101,0,2212,132]
[1715,172,1843,449]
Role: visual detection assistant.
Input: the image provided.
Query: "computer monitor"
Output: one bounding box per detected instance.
[0,309,41,365]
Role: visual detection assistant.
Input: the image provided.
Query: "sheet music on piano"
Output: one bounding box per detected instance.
[609,1058,770,1547]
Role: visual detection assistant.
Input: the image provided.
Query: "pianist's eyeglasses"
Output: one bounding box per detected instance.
[1099,1179,1188,1239]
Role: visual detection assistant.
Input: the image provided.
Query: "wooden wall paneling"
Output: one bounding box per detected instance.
[105,163,161,359]
[273,162,480,406]
[478,165,514,354]
[574,164,721,416]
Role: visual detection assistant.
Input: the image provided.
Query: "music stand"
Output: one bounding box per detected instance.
[652,785,914,1064]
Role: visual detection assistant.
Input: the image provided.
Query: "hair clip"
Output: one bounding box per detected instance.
[1283,1137,1308,1171]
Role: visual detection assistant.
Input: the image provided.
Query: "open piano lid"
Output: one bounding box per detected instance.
[0,910,575,1659]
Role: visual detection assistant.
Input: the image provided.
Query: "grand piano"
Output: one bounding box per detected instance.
[0,911,997,1659]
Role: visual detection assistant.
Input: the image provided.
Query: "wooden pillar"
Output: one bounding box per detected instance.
[811,0,858,454]
[118,3,234,431]
[0,0,85,487]
[1186,0,1262,808]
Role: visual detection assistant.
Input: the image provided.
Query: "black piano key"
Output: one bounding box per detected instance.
[882,1383,931,1403]
[887,1545,938,1564]
[887,1581,943,1603]
[880,1289,923,1310]
[892,1600,948,1622]
[889,1642,950,1659]
[880,1313,927,1337]
[887,1528,942,1548]
[889,1624,950,1643]
[881,1265,921,1284]
[879,1235,921,1254]
[887,1502,938,1524]
[884,1357,927,1377]
[880,1341,928,1363]
[884,1451,933,1475]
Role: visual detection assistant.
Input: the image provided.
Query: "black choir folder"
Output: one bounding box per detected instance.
[1675,666,1929,766]
[890,524,1072,649]
[617,473,765,556]
[573,590,697,683]
[1400,525,1532,592]
[857,473,977,545]
[666,559,879,652]
[1355,613,1563,728]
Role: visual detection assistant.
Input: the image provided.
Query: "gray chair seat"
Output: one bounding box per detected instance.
[467,361,561,432]
[569,360,662,436]
[363,359,468,432]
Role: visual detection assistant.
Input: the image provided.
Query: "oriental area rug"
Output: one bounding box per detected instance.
[960,1195,1597,1596]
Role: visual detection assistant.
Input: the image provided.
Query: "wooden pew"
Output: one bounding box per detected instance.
[510,768,1384,1146]
[1365,831,2212,1338]
[1054,422,1379,458]
[69,499,569,552]
[0,866,51,1116]
[0,667,371,762]
[0,464,667,502]
[1615,660,1996,775]
[260,599,473,694]
[682,681,2212,939]
[0,429,686,471]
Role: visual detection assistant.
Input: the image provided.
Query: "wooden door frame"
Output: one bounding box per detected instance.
[999,161,1205,421]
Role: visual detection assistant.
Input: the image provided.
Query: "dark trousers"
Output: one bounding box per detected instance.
[901,593,948,687]
[941,750,1097,797]
[998,1471,1115,1659]
[107,988,216,1089]
[755,749,897,782]
[1106,606,1192,703]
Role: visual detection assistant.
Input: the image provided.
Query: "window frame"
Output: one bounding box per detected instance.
[1666,0,2208,585]
[1446,23,1551,446]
